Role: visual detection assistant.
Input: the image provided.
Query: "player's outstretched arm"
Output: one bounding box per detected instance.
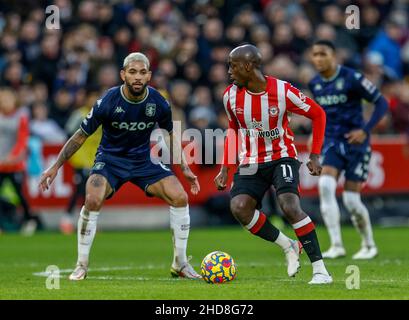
[39,129,88,191]
[169,132,200,195]
[286,84,326,176]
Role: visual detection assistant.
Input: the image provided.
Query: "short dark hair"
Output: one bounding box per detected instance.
[313,39,336,51]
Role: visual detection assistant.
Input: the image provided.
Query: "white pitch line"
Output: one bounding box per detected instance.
[32,264,168,277]
[32,261,409,284]
[275,279,409,283]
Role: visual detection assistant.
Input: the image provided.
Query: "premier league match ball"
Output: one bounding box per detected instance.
[201,251,237,284]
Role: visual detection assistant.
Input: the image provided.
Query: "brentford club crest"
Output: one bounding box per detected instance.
[269,106,278,117]
[145,103,156,117]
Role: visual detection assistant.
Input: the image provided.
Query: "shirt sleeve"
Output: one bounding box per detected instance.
[158,99,173,132]
[285,83,326,155]
[222,88,239,167]
[80,97,105,136]
[351,71,381,103]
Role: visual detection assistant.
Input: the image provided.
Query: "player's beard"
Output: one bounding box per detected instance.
[125,81,148,98]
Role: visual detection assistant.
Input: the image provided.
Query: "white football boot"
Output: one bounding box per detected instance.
[69,262,88,281]
[170,257,202,279]
[352,246,378,260]
[308,273,333,285]
[284,240,302,277]
[322,246,346,259]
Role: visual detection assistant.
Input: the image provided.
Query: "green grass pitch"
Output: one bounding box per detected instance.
[0,225,408,299]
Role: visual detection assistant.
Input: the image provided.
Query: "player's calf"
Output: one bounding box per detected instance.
[278,193,331,283]
[231,195,301,277]
[230,195,256,225]
[342,191,376,250]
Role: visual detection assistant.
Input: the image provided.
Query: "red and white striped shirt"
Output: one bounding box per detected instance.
[222,76,326,166]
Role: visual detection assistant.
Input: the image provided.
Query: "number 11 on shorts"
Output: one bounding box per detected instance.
[281,164,293,178]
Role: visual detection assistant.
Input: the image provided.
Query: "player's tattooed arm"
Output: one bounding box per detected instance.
[39,129,88,191]
[54,129,89,168]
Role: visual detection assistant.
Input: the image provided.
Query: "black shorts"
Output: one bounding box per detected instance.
[230,157,301,209]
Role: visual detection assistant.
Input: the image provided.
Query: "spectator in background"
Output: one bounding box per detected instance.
[2,61,27,89]
[96,63,119,92]
[18,19,41,67]
[181,61,203,88]
[30,102,67,144]
[291,15,313,56]
[198,17,224,70]
[32,34,60,93]
[272,23,298,62]
[0,87,42,235]
[356,5,382,51]
[50,88,74,130]
[225,24,246,47]
[169,80,192,131]
[32,81,49,105]
[368,19,405,79]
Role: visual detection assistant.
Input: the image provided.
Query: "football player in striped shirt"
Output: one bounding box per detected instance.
[215,44,332,284]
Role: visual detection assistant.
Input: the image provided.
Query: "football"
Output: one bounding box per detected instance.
[201,251,237,284]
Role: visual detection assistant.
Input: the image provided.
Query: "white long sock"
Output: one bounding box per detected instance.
[318,175,343,247]
[77,206,99,265]
[275,232,293,251]
[312,259,329,276]
[170,205,190,267]
[342,191,375,248]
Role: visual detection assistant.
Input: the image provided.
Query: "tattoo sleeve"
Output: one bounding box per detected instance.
[55,129,88,168]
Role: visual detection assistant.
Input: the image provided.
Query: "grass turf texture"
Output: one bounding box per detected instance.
[0,226,408,299]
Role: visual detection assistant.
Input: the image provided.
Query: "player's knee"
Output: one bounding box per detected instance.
[169,191,188,207]
[85,193,104,211]
[280,201,302,216]
[230,197,252,224]
[342,191,362,214]
[278,195,304,221]
[318,175,337,200]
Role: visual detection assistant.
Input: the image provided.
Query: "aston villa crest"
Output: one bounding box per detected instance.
[335,78,344,90]
[145,103,156,117]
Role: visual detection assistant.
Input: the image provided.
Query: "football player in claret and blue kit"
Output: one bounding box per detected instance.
[309,40,388,260]
[39,52,201,280]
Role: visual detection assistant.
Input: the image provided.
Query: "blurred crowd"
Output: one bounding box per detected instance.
[1,0,409,233]
[0,0,409,141]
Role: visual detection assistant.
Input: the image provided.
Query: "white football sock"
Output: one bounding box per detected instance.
[318,175,343,248]
[312,259,329,276]
[342,191,375,248]
[77,206,99,265]
[275,232,293,251]
[170,205,190,267]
